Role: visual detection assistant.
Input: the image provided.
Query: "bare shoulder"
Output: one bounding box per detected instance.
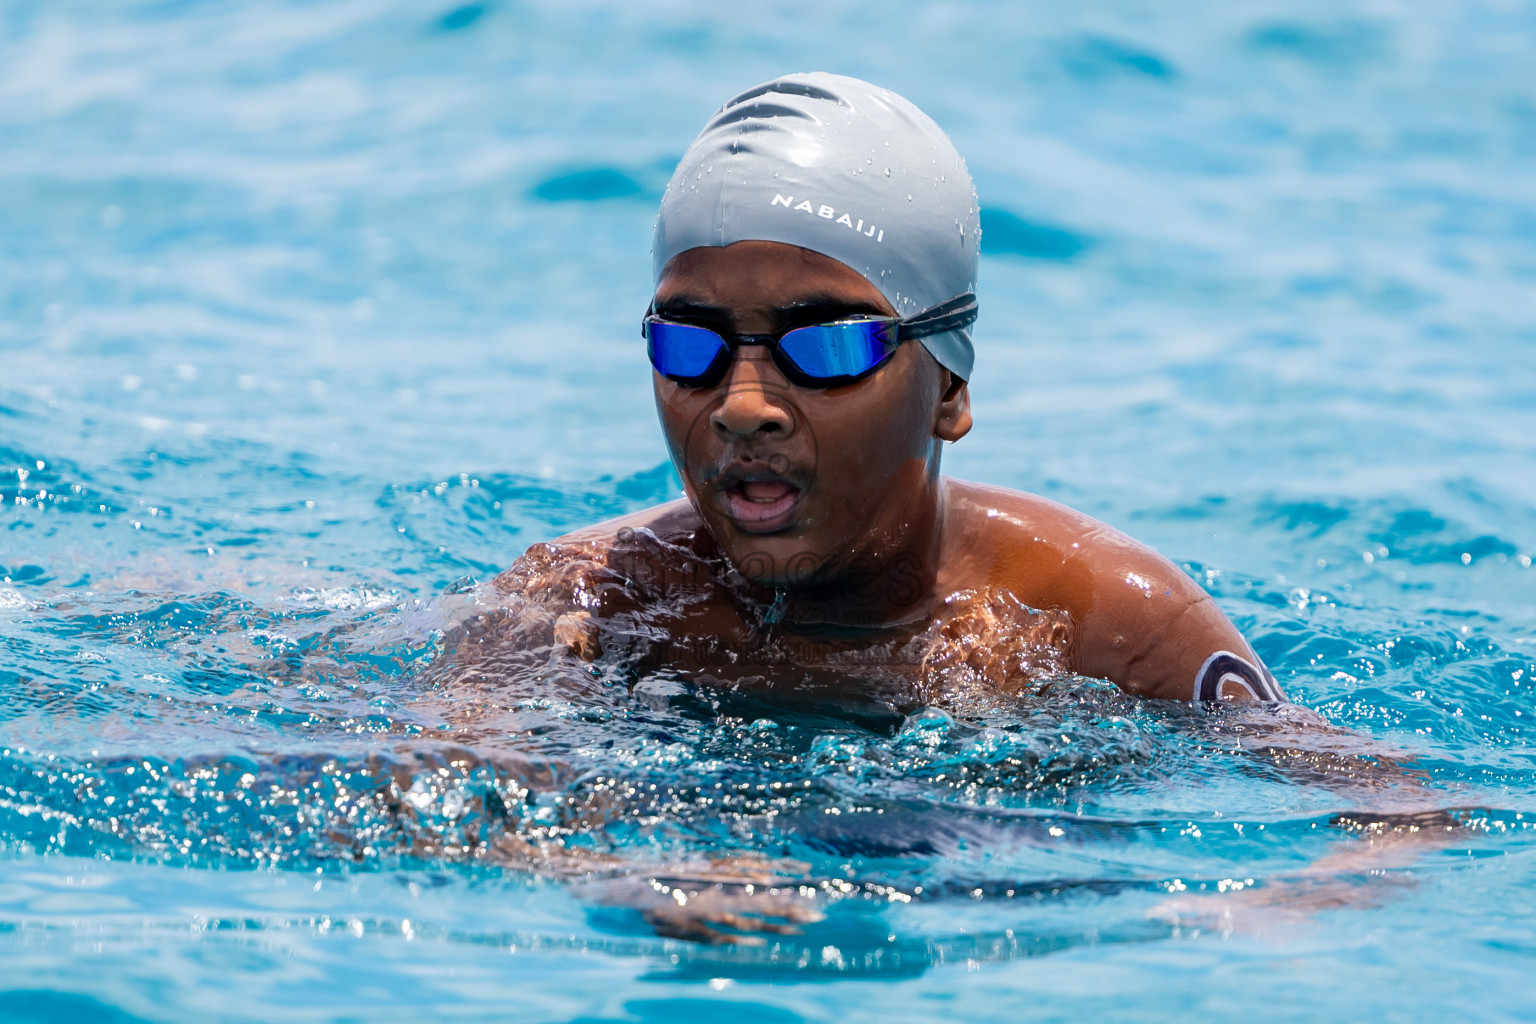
[491,499,705,608]
[941,480,1186,600]
[942,480,1278,702]
[944,481,1154,562]
[471,501,708,667]
[557,499,702,546]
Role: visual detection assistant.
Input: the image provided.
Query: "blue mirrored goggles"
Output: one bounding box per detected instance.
[643,292,977,389]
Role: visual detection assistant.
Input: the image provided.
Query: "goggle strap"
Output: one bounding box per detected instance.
[896,292,978,341]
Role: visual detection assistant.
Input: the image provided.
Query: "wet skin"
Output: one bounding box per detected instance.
[455,241,1450,945]
[555,240,1269,702]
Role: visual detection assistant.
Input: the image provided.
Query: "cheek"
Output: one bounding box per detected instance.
[802,377,936,511]
[816,375,933,467]
[653,378,700,463]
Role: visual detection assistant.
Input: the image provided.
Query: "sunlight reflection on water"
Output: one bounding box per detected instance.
[2,0,1536,1020]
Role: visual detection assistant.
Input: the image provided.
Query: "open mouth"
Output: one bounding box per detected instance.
[721,476,804,533]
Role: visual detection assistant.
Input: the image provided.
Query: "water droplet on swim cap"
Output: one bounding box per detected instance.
[652,72,980,380]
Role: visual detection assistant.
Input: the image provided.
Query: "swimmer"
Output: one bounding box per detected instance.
[458,72,1283,710]
[429,74,1479,944]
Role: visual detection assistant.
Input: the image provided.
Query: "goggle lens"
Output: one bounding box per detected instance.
[776,321,896,381]
[645,320,730,383]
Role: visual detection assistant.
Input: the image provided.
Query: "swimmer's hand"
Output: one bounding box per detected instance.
[490,836,822,944]
[582,855,824,946]
[553,610,601,661]
[617,875,824,945]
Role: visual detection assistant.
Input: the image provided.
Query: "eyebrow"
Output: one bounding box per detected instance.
[652,294,892,328]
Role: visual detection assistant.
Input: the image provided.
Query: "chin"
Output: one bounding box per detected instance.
[713,528,837,588]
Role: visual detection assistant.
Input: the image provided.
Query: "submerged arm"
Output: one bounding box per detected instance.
[1153,806,1470,935]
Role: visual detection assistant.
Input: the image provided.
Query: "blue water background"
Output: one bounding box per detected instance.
[3,1,1536,1020]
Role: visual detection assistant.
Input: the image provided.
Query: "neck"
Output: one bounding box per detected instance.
[768,476,949,633]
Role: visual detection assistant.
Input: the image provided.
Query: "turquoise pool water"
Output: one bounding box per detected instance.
[3,1,1536,1020]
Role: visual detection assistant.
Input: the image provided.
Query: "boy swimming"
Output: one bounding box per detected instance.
[463,72,1281,711]
[422,73,1483,946]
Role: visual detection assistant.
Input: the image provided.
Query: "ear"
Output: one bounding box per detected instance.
[934,371,972,442]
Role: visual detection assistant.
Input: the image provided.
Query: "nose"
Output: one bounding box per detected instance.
[709,346,796,441]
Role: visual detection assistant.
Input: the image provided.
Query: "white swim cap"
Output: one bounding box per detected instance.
[653,72,980,380]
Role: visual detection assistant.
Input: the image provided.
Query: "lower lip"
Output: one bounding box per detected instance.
[724,488,802,533]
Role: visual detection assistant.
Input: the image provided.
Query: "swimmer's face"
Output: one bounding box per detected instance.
[651,240,971,589]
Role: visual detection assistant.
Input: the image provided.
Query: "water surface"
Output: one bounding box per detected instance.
[3,1,1536,1020]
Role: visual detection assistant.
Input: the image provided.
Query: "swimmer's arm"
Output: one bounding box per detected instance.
[1066,540,1278,702]
[443,506,698,677]
[954,484,1273,702]
[425,537,624,695]
[1154,809,1466,931]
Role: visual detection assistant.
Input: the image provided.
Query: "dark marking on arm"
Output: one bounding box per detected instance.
[1194,651,1286,702]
